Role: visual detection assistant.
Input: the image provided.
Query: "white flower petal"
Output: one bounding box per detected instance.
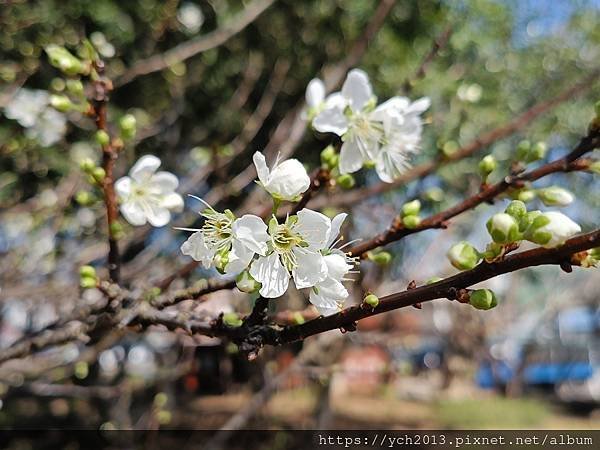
[324,92,347,109]
[225,239,255,275]
[325,213,348,248]
[115,176,132,199]
[252,151,270,186]
[264,159,310,200]
[292,249,327,289]
[160,192,184,212]
[181,231,214,268]
[120,201,147,226]
[306,78,325,108]
[341,69,372,110]
[151,171,179,193]
[312,107,348,135]
[233,214,269,256]
[375,147,411,183]
[295,208,331,250]
[309,278,348,316]
[250,253,290,298]
[338,139,366,174]
[407,97,431,115]
[143,203,171,227]
[323,253,352,280]
[130,155,161,182]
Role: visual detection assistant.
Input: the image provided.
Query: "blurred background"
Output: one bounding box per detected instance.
[0,0,599,441]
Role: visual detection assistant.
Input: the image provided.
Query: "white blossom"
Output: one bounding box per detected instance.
[253,151,310,201]
[4,88,67,147]
[537,186,574,207]
[249,209,333,298]
[308,213,358,316]
[311,69,429,180]
[528,211,581,248]
[115,155,184,227]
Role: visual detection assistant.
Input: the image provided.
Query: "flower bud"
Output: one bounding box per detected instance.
[486,213,520,244]
[402,214,421,229]
[66,79,84,96]
[447,241,481,270]
[478,155,497,177]
[525,211,581,248]
[109,221,124,239]
[482,242,505,262]
[119,114,137,140]
[236,270,261,294]
[49,94,73,112]
[214,249,229,274]
[516,140,531,160]
[222,312,243,328]
[516,189,536,203]
[367,251,392,266]
[80,276,97,289]
[401,200,421,217]
[424,187,444,202]
[45,44,84,76]
[364,294,379,308]
[91,167,106,183]
[526,141,547,163]
[79,158,95,173]
[336,173,355,189]
[292,312,305,325]
[79,265,96,279]
[505,200,527,220]
[588,161,600,175]
[469,289,498,310]
[320,145,338,168]
[537,186,574,207]
[75,190,94,206]
[95,130,110,146]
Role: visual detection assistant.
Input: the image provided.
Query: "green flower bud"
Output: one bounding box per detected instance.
[588,161,600,175]
[292,312,305,325]
[320,145,338,168]
[236,270,261,294]
[401,200,421,217]
[214,250,229,274]
[516,140,531,161]
[45,44,84,76]
[49,94,73,112]
[402,215,421,229]
[95,130,110,147]
[50,78,66,92]
[75,190,94,206]
[109,221,124,239]
[80,276,97,289]
[482,242,504,262]
[66,79,84,96]
[367,251,392,266]
[486,213,520,243]
[537,186,574,207]
[119,114,137,140]
[79,265,96,279]
[364,294,379,308]
[336,173,355,189]
[517,189,536,203]
[505,200,527,220]
[469,289,498,310]
[91,167,106,183]
[79,158,95,173]
[478,155,497,177]
[447,241,481,270]
[526,141,547,163]
[222,312,243,328]
[442,140,459,157]
[423,187,444,202]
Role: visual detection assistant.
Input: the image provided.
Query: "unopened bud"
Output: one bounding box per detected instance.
[367,251,392,266]
[525,211,581,248]
[236,270,261,294]
[95,130,110,147]
[320,145,338,168]
[447,241,481,270]
[486,213,520,244]
[79,265,96,279]
[49,94,73,112]
[79,158,95,173]
[66,79,84,96]
[364,294,379,308]
[75,190,94,206]
[588,161,600,175]
[91,167,106,183]
[80,276,97,289]
[401,199,421,217]
[222,312,243,328]
[402,215,421,229]
[110,221,124,239]
[442,140,459,157]
[45,44,84,76]
[516,140,531,161]
[336,173,355,189]
[527,141,547,163]
[214,250,229,274]
[537,186,574,207]
[478,155,497,177]
[119,114,137,140]
[424,187,444,202]
[469,289,498,310]
[505,200,527,220]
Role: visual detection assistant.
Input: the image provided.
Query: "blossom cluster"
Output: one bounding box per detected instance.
[305,69,430,183]
[178,152,357,315]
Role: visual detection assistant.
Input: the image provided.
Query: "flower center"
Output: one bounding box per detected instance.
[347,112,383,143]
[201,210,233,250]
[271,223,305,271]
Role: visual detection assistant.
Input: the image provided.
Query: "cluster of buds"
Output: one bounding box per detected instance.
[79,265,98,289]
[320,146,356,190]
[80,158,106,185]
[400,199,422,229]
[515,140,548,163]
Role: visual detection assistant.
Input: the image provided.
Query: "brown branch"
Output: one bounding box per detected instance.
[115,0,277,87]
[347,128,600,258]
[317,67,600,209]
